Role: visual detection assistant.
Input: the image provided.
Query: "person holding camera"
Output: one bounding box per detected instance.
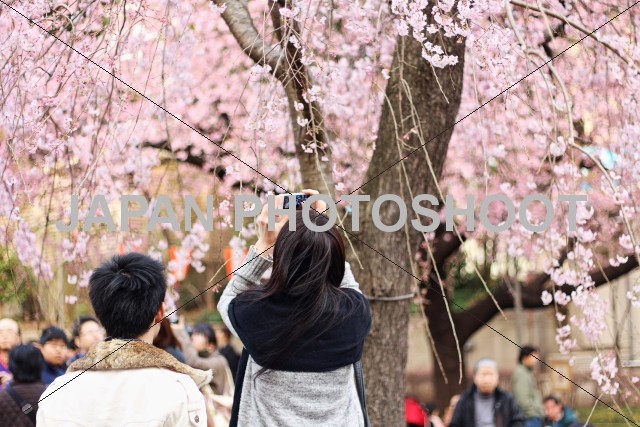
[218,189,372,426]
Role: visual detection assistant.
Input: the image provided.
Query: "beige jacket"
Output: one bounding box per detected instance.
[37,339,215,427]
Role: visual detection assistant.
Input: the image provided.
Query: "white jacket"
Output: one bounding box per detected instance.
[37,339,214,427]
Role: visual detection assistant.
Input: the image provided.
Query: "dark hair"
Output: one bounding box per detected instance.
[241,210,360,374]
[72,316,101,340]
[192,323,217,347]
[89,252,166,339]
[543,395,562,406]
[217,325,231,340]
[9,344,44,383]
[153,318,182,351]
[519,345,537,363]
[39,326,69,346]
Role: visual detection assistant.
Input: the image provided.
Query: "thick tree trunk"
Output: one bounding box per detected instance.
[219,1,466,423]
[422,227,468,411]
[431,332,469,411]
[349,29,466,425]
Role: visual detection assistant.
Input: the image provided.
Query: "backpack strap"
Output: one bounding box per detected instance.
[6,383,36,425]
[354,360,371,427]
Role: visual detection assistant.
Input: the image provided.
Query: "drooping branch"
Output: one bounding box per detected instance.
[420,225,466,311]
[509,0,629,63]
[216,0,285,79]
[217,0,334,193]
[349,6,467,418]
[455,253,639,341]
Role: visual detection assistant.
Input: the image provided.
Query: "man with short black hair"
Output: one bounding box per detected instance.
[37,252,213,426]
[37,326,68,385]
[543,395,579,427]
[450,358,525,427]
[512,346,545,427]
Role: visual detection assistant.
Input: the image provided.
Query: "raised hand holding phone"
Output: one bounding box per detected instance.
[300,189,327,213]
[254,194,289,257]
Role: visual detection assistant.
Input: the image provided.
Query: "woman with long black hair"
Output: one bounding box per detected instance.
[218,190,372,426]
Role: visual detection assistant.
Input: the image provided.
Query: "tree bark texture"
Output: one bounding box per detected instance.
[349,29,466,425]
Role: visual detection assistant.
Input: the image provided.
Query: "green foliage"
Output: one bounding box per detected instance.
[409,301,421,314]
[575,406,640,424]
[0,253,32,305]
[449,251,500,311]
[196,310,222,324]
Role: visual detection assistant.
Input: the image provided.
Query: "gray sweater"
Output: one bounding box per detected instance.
[217,245,366,426]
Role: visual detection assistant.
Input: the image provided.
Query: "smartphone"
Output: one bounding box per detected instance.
[283,193,310,210]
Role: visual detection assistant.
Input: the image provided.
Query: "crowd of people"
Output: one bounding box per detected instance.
[0,190,372,427]
[0,191,597,426]
[406,346,590,427]
[0,312,239,426]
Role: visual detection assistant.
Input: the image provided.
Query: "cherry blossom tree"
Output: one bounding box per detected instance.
[1,0,640,424]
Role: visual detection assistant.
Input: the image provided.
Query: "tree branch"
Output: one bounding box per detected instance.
[510,0,628,63]
[456,253,638,341]
[219,0,334,193]
[216,0,285,79]
[141,141,226,179]
[420,225,466,307]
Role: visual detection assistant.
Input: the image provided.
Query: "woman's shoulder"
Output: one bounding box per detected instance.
[337,287,371,314]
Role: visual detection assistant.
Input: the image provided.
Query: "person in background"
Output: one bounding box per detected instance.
[450,358,525,427]
[36,326,69,386]
[215,324,240,381]
[172,318,232,395]
[426,402,446,427]
[0,318,21,389]
[68,315,105,364]
[153,318,186,363]
[406,395,429,427]
[512,346,545,427]
[443,394,461,426]
[217,191,372,426]
[543,396,579,427]
[0,344,47,427]
[37,252,212,426]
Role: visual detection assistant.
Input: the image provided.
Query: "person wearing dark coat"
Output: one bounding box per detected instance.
[0,344,47,427]
[153,318,186,363]
[36,326,69,385]
[215,325,240,382]
[543,396,581,427]
[450,358,525,427]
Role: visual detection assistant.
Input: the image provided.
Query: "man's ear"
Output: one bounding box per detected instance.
[74,337,81,349]
[33,342,42,350]
[155,302,166,323]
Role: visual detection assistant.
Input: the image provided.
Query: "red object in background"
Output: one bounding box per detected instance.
[224,246,249,279]
[405,396,428,426]
[170,246,191,285]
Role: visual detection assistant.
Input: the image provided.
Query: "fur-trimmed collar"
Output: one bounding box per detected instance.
[68,339,213,389]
